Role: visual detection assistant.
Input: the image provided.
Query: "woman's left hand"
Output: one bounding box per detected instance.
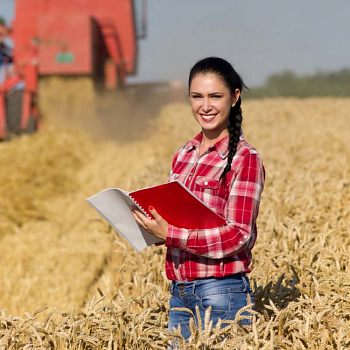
[132,206,168,241]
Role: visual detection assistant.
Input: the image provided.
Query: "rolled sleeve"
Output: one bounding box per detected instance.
[165,224,188,250]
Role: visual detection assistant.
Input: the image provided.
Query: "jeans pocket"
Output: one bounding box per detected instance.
[200,293,230,314]
[229,291,254,325]
[198,293,230,328]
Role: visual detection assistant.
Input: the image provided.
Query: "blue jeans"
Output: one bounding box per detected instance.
[168,273,254,342]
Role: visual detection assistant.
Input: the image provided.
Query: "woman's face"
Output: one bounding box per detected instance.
[189,73,239,137]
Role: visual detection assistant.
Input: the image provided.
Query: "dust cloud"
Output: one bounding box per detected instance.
[39,77,187,142]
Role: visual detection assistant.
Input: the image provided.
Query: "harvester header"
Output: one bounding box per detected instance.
[13,0,136,79]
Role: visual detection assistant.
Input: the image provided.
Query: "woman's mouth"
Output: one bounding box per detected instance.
[200,114,217,122]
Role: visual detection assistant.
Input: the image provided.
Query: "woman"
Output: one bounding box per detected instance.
[132,57,265,340]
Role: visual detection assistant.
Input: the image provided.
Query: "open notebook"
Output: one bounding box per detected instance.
[87,180,226,252]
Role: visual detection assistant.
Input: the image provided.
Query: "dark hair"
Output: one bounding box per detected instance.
[188,57,247,182]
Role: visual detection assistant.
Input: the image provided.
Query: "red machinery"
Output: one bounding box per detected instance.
[0,0,145,139]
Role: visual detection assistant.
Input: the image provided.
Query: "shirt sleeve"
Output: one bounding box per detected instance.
[165,152,265,259]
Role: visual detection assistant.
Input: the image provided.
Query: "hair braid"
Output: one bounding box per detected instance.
[220,97,243,182]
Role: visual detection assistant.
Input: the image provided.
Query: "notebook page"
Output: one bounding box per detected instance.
[87,189,162,252]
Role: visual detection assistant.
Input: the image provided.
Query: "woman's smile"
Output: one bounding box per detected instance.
[200,113,217,122]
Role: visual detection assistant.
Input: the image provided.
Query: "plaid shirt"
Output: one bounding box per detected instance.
[165,131,265,281]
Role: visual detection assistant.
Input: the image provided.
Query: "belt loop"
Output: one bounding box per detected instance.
[241,273,248,292]
[170,281,174,294]
[192,280,197,294]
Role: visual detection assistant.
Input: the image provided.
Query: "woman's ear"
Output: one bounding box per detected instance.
[231,89,241,107]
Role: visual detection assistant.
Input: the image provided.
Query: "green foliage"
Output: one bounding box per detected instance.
[244,68,350,98]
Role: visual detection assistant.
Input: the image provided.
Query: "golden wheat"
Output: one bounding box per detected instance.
[0,98,349,349]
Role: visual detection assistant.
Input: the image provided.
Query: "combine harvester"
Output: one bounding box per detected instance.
[0,0,147,139]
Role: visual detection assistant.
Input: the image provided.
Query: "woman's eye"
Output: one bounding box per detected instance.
[212,95,221,99]
[192,95,201,99]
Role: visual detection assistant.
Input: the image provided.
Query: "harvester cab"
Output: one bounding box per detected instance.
[0,24,11,84]
[0,0,147,140]
[0,17,40,139]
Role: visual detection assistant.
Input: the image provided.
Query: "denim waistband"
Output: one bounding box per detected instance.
[170,273,250,297]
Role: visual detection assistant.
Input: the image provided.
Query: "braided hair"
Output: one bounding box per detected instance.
[188,57,247,182]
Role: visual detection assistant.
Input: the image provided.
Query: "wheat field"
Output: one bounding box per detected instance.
[0,96,349,349]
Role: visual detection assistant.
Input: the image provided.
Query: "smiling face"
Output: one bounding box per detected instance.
[189,73,239,140]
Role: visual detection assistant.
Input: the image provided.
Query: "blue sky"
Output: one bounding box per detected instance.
[1,0,349,86]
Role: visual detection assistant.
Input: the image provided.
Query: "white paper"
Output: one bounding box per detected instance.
[87,188,163,252]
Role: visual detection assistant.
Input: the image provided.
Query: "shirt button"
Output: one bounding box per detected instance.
[179,285,184,289]
[180,291,185,296]
[204,181,208,186]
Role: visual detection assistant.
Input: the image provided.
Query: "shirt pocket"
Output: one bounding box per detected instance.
[195,176,220,190]
[195,176,225,212]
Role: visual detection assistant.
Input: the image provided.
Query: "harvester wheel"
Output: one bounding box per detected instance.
[6,90,22,135]
[26,116,37,134]
[6,90,37,136]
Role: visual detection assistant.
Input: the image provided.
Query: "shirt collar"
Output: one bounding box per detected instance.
[185,130,245,159]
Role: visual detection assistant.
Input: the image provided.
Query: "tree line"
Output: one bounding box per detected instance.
[244,68,350,98]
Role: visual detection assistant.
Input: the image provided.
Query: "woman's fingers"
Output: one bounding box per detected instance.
[148,206,161,221]
[132,210,147,228]
[131,207,168,240]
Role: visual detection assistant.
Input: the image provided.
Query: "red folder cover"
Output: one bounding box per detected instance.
[129,180,226,229]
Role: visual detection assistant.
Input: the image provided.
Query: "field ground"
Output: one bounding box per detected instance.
[0,96,350,349]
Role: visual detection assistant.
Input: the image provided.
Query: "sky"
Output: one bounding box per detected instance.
[1,0,350,87]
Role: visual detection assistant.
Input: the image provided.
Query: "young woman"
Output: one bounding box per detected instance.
[132,57,265,340]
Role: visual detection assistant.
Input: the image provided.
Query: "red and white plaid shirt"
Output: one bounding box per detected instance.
[165,131,265,281]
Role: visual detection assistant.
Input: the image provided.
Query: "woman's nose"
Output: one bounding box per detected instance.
[202,98,212,112]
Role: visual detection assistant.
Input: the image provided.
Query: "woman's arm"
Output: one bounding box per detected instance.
[165,152,265,259]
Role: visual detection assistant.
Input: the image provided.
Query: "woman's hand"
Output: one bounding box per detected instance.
[132,206,168,241]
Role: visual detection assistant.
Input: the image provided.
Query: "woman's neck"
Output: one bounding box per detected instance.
[199,128,229,155]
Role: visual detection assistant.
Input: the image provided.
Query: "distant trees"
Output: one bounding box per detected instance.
[244,68,350,98]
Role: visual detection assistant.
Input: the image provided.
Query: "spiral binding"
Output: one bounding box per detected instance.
[130,196,151,219]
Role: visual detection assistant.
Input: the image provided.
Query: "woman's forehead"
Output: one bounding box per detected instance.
[190,73,229,92]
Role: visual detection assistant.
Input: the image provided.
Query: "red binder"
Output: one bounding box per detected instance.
[130,180,226,229]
